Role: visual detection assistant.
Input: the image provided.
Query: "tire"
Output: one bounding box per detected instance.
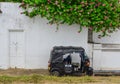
[86,67,93,76]
[51,70,60,76]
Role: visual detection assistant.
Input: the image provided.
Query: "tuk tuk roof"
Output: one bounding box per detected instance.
[50,46,86,62]
[52,46,85,51]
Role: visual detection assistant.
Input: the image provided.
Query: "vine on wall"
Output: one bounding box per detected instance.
[21,0,120,37]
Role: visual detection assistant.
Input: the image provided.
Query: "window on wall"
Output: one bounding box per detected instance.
[88,29,93,43]
[0,9,2,13]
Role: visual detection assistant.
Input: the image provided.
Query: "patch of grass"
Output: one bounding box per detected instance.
[0,75,96,83]
[0,75,17,84]
[0,75,120,84]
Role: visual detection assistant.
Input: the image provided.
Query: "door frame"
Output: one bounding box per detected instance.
[8,29,26,68]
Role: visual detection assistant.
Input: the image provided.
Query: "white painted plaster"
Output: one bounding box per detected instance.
[0,3,88,69]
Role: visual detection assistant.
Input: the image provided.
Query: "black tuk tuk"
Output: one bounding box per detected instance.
[48,46,93,76]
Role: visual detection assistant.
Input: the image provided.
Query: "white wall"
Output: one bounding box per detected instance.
[93,28,120,71]
[93,30,120,44]
[93,44,120,71]
[0,3,88,69]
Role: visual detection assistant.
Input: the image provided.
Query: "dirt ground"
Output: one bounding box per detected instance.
[0,68,49,76]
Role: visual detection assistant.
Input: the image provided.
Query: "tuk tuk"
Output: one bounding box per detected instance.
[48,46,93,76]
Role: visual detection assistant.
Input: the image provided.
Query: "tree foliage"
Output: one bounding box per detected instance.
[20,0,120,37]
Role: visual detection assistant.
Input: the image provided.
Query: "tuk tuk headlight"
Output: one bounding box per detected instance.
[85,61,90,67]
[86,62,90,67]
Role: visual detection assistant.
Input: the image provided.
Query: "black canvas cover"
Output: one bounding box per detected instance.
[50,46,86,62]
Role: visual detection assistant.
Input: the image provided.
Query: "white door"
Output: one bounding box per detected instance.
[9,30,25,68]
